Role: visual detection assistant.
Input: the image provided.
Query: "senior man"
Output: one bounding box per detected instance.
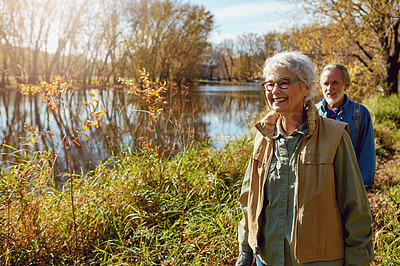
[316,64,376,188]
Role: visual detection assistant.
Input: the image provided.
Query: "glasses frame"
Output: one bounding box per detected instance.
[261,79,301,91]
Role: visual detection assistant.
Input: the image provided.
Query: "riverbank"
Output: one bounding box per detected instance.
[0,94,399,265]
[194,78,261,86]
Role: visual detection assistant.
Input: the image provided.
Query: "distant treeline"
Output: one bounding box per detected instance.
[0,0,399,95]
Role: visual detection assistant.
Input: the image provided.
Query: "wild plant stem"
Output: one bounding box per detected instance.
[56,107,78,259]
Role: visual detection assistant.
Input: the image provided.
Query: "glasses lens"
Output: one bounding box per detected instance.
[278,80,290,89]
[265,83,274,90]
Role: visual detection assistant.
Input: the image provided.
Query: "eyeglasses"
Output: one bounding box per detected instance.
[261,79,301,91]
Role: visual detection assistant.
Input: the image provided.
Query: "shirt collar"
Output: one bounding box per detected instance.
[255,100,318,139]
[273,117,309,139]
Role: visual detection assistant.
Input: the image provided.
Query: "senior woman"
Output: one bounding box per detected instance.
[235,51,374,266]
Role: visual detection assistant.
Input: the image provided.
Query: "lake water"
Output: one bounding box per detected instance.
[0,83,265,181]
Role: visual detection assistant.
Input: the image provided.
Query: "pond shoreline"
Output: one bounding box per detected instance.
[1,83,263,178]
[0,79,263,92]
[194,79,261,86]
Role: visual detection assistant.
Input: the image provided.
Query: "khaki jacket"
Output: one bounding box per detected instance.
[238,102,371,263]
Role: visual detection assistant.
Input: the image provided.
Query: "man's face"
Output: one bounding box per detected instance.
[320,68,348,109]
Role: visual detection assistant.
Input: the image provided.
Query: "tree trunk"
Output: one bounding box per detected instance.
[386,21,399,95]
[1,57,6,89]
[29,49,39,84]
[386,60,399,95]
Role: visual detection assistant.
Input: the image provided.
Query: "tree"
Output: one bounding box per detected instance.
[86,0,127,85]
[0,0,26,85]
[216,39,236,81]
[45,0,93,80]
[271,22,374,100]
[122,0,214,85]
[236,33,265,80]
[0,0,94,84]
[0,0,214,86]
[303,0,400,95]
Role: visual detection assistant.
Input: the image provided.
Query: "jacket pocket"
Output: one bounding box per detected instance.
[302,152,334,165]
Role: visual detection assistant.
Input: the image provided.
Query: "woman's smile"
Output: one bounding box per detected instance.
[272,97,287,103]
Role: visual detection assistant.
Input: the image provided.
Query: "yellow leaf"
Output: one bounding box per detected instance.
[92,119,99,128]
[91,111,103,118]
[82,121,89,130]
[89,90,99,97]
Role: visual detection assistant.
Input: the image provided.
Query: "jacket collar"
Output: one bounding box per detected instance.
[255,100,319,139]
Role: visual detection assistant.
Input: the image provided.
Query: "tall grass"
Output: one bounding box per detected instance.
[1,94,399,265]
[364,94,400,265]
[372,186,400,265]
[0,136,253,265]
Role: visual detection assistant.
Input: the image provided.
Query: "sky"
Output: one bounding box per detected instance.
[188,0,310,43]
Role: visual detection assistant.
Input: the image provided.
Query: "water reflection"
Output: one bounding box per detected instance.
[191,85,264,148]
[0,84,264,180]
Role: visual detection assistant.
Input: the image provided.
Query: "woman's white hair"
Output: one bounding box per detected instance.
[263,51,317,102]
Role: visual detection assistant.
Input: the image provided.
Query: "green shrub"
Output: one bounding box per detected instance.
[364,95,400,157]
[369,94,400,126]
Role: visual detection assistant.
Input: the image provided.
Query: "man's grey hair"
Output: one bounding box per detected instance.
[263,51,317,102]
[321,64,351,86]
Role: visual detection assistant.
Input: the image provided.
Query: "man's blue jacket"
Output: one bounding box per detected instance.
[316,95,375,187]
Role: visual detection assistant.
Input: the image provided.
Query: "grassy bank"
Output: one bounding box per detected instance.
[0,136,253,265]
[364,94,400,265]
[1,95,400,265]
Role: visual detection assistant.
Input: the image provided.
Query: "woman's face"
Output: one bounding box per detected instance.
[264,68,309,115]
